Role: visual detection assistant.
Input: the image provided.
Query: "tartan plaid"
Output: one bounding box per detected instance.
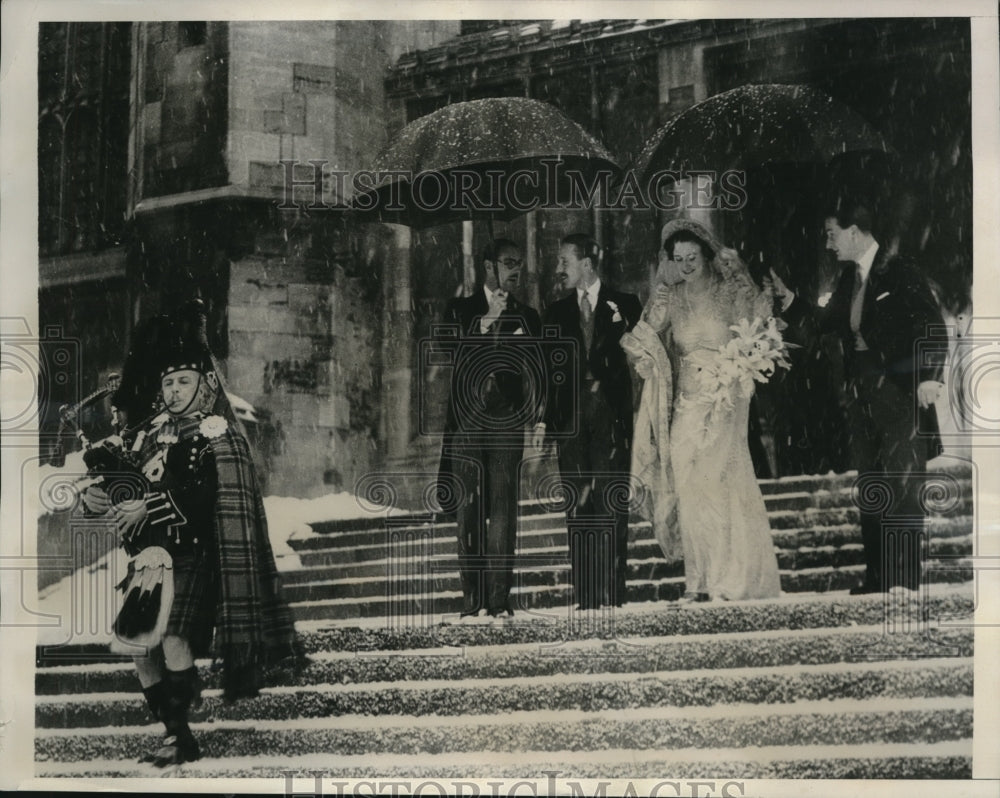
[208,423,297,694]
[133,411,298,699]
[166,550,217,656]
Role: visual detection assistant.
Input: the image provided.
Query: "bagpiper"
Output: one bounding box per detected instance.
[83,300,298,768]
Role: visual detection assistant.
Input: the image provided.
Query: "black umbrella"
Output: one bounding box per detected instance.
[633,84,891,186]
[353,97,621,229]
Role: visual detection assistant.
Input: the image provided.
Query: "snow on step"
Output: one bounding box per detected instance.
[34,656,971,708]
[36,738,973,778]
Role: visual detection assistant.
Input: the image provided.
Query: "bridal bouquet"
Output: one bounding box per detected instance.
[680,316,795,423]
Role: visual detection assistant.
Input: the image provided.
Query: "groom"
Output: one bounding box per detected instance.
[774,199,946,595]
[533,235,641,609]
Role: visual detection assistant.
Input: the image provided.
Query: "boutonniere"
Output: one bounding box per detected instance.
[199,415,228,439]
[607,301,622,323]
[513,326,524,335]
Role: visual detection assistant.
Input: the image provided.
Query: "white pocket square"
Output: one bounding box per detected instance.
[513,327,524,335]
[876,291,890,301]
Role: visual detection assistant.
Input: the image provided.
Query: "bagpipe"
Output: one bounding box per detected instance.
[50,372,175,653]
[53,300,245,653]
[50,372,158,516]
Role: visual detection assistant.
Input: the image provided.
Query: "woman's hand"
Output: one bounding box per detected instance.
[644,285,672,331]
[768,269,793,306]
[635,356,655,380]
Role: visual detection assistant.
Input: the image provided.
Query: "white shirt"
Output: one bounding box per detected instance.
[578,278,601,312]
[856,241,879,285]
[479,285,498,333]
[850,242,879,351]
[536,278,602,431]
[779,241,880,314]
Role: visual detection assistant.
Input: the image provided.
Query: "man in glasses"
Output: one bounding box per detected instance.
[438,238,541,621]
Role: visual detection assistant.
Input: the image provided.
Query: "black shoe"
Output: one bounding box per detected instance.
[488,607,514,618]
[151,667,201,768]
[151,732,201,767]
[850,584,882,595]
[138,734,166,764]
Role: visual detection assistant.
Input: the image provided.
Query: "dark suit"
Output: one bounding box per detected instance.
[439,288,541,615]
[785,250,946,591]
[541,283,642,608]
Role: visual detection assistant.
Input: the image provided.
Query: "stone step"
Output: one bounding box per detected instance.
[285,560,973,621]
[36,655,971,729]
[765,499,972,531]
[292,510,972,567]
[305,487,865,542]
[282,535,972,602]
[34,587,975,666]
[315,465,973,536]
[35,741,973,779]
[758,464,971,497]
[34,623,973,696]
[33,696,973,763]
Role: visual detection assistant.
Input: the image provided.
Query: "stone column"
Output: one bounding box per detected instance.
[383,223,413,462]
[655,41,725,240]
[462,220,475,296]
[589,66,604,250]
[525,210,540,310]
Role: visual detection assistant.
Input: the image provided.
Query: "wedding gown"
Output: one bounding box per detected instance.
[645,276,782,600]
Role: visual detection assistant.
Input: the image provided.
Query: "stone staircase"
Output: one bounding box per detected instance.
[33,461,977,779]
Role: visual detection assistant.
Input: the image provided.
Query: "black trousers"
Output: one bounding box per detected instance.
[556,383,630,609]
[453,440,522,615]
[847,353,927,591]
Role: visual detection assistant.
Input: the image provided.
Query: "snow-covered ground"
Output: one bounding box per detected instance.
[34,477,402,648]
[262,491,403,563]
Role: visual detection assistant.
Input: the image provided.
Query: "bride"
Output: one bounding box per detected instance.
[622,219,782,603]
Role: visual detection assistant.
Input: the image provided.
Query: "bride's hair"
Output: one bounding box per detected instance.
[663,229,714,261]
[663,229,727,284]
[657,219,762,312]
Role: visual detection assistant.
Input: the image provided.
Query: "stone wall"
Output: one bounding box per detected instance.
[226,21,460,200]
[217,21,459,497]
[224,213,378,498]
[133,21,228,200]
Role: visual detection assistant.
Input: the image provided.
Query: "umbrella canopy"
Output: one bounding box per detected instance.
[633,84,892,185]
[353,97,621,228]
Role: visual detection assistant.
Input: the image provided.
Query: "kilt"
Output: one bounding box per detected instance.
[166,548,218,657]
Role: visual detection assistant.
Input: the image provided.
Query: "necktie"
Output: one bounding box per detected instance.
[850,264,869,351]
[580,290,594,355]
